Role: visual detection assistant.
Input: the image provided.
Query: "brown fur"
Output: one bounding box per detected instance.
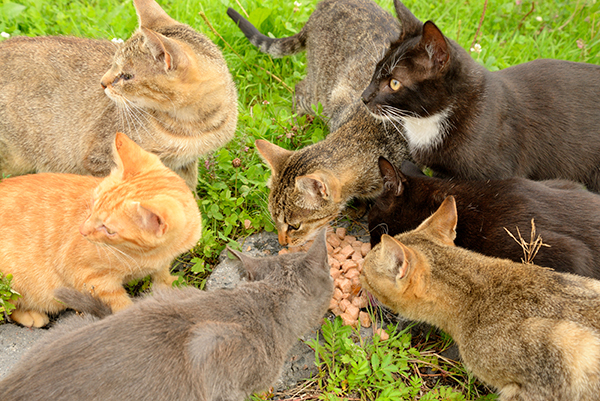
[362,196,600,400]
[0,0,237,190]
[0,231,333,401]
[0,133,202,328]
[256,104,409,246]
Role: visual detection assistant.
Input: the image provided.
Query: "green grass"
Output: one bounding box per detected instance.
[1,0,599,398]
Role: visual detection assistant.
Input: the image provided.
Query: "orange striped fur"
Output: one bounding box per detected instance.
[0,132,202,327]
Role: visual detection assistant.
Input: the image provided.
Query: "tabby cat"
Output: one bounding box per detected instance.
[228,0,400,131]
[362,196,600,400]
[0,0,237,191]
[0,132,202,328]
[257,104,409,246]
[231,0,410,245]
[369,157,600,278]
[362,0,600,190]
[0,230,333,401]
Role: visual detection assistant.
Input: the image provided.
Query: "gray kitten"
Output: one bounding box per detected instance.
[0,230,332,401]
[228,0,400,131]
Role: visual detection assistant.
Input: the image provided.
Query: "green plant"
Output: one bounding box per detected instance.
[0,272,20,322]
[300,317,494,400]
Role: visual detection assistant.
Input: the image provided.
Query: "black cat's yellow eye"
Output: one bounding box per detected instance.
[389,78,401,91]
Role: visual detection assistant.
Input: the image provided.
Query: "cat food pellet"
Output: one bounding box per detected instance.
[345,303,360,320]
[375,328,389,341]
[281,227,373,328]
[360,242,371,257]
[339,245,354,258]
[328,235,341,248]
[341,260,357,273]
[359,312,372,328]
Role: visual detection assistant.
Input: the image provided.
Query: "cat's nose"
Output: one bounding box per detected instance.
[100,80,108,89]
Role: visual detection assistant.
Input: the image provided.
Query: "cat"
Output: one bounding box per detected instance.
[0,0,238,191]
[228,0,400,132]
[361,196,600,401]
[0,229,333,401]
[230,0,410,245]
[0,132,202,328]
[256,104,409,246]
[361,0,600,190]
[368,157,600,278]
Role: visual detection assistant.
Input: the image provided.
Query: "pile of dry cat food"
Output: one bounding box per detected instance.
[279,227,375,330]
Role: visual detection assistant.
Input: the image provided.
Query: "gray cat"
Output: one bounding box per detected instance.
[0,230,333,401]
[228,0,400,131]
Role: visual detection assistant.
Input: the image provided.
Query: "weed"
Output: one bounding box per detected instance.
[0,272,20,323]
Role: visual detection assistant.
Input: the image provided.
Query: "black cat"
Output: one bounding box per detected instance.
[361,0,600,191]
[369,157,600,278]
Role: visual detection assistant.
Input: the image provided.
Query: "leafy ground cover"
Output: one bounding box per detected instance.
[1,0,599,398]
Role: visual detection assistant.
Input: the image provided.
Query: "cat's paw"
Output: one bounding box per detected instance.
[10,310,50,328]
[153,274,178,288]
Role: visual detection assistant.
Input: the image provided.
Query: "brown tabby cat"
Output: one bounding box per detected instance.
[230,0,410,245]
[256,104,409,246]
[228,0,400,131]
[0,0,237,191]
[362,0,600,189]
[362,196,600,400]
[0,230,333,401]
[0,132,202,328]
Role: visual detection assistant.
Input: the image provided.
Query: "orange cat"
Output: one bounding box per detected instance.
[0,132,202,328]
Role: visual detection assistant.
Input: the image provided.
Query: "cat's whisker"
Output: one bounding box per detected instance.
[369,222,389,236]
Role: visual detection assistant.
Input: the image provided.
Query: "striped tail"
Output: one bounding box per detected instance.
[55,287,113,319]
[227,8,306,57]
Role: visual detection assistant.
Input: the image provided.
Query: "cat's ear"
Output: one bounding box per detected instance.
[417,196,457,245]
[134,0,178,30]
[380,234,410,280]
[141,27,189,71]
[227,247,261,281]
[255,139,293,178]
[378,157,406,197]
[132,201,167,237]
[304,228,328,268]
[420,21,450,70]
[295,170,342,209]
[393,0,422,39]
[112,132,160,178]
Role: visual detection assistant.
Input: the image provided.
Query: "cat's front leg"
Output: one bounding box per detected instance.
[151,267,178,288]
[173,160,199,194]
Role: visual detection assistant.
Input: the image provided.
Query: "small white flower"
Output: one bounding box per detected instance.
[111,38,124,43]
[1,32,10,38]
[294,1,301,7]
[536,16,543,22]
[470,43,482,54]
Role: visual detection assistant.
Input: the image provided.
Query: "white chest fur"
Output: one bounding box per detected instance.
[402,109,450,151]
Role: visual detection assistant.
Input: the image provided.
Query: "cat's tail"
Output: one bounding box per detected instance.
[227,8,306,57]
[54,287,113,319]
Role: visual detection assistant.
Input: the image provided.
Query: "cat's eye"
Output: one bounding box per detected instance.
[288,223,300,231]
[389,78,401,91]
[102,225,117,237]
[121,73,134,81]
